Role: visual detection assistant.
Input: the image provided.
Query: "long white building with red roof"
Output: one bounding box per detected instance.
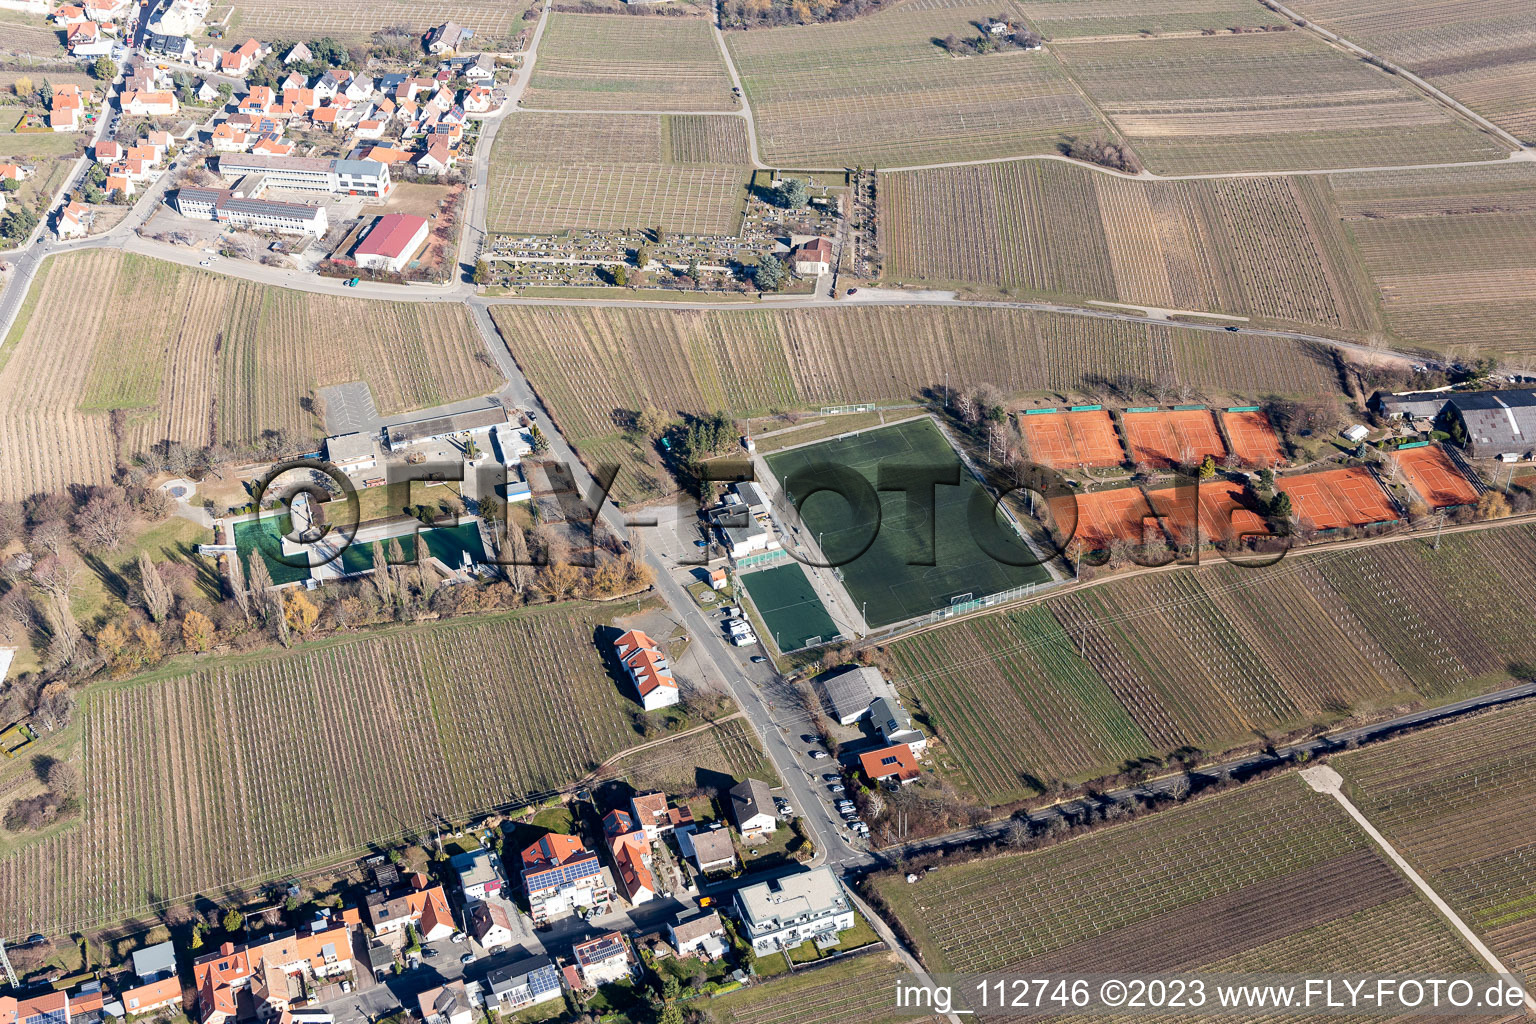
[613,629,678,711]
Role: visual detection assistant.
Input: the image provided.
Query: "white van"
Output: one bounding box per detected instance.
[730,631,757,647]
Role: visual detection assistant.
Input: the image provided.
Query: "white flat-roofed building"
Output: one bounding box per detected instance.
[215,154,390,196]
[734,868,854,954]
[173,186,328,234]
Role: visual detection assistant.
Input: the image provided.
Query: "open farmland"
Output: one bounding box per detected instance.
[872,775,1486,996]
[486,112,750,234]
[222,0,532,45]
[710,950,940,1024]
[489,303,1342,504]
[879,161,1380,330]
[0,9,67,58]
[1016,0,1286,38]
[1330,163,1536,362]
[0,251,499,501]
[523,14,735,111]
[1052,31,1509,174]
[1334,702,1536,982]
[724,0,1113,167]
[886,522,1536,800]
[0,606,650,937]
[1282,0,1536,142]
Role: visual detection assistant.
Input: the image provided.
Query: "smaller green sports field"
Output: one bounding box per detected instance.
[765,417,1052,627]
[739,561,841,652]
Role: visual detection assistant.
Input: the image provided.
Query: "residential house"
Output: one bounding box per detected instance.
[464,53,495,83]
[520,833,608,925]
[52,5,89,26]
[464,900,513,952]
[413,139,455,175]
[0,164,27,183]
[317,68,351,97]
[55,200,90,239]
[122,91,179,116]
[628,792,692,840]
[859,742,921,785]
[191,920,354,1024]
[734,868,854,954]
[364,944,396,981]
[667,910,726,960]
[679,825,736,874]
[449,846,502,901]
[602,809,657,906]
[50,85,84,132]
[729,777,777,841]
[64,19,99,50]
[612,629,679,711]
[485,956,561,1015]
[221,38,264,76]
[71,36,115,58]
[193,46,218,71]
[81,0,127,22]
[104,173,132,196]
[353,118,386,140]
[426,21,472,54]
[869,695,925,754]
[791,236,833,276]
[462,86,492,114]
[343,75,374,102]
[118,977,184,1016]
[283,86,317,112]
[209,122,250,151]
[415,981,471,1024]
[238,86,274,114]
[360,145,414,165]
[93,139,123,163]
[194,79,220,103]
[146,129,172,157]
[364,873,455,941]
[572,933,630,989]
[283,41,312,64]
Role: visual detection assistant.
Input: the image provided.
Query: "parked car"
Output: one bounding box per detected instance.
[750,655,768,663]
[460,953,475,965]
[822,773,841,782]
[808,750,828,759]
[828,783,845,793]
[422,948,438,959]
[450,932,466,944]
[729,632,757,647]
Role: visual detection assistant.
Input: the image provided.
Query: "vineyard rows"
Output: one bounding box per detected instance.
[1335,701,1536,978]
[1052,31,1505,174]
[724,0,1110,167]
[0,252,496,501]
[875,776,1374,974]
[492,304,1342,508]
[525,14,735,112]
[880,161,1378,331]
[888,523,1536,801]
[224,0,529,44]
[0,608,641,936]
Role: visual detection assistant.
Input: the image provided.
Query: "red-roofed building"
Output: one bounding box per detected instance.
[222,38,263,75]
[613,630,678,712]
[792,236,833,276]
[365,873,454,941]
[859,743,921,785]
[521,833,609,925]
[353,213,429,273]
[602,809,657,906]
[119,977,184,1016]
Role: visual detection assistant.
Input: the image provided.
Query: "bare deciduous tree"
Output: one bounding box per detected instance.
[138,553,173,623]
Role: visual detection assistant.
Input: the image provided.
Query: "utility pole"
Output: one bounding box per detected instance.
[0,941,17,990]
[1433,511,1446,551]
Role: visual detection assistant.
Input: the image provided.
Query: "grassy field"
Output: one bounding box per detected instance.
[589,716,778,795]
[724,0,1113,167]
[887,521,1536,802]
[879,160,1380,329]
[1283,0,1536,143]
[0,251,499,501]
[486,112,750,234]
[221,0,534,46]
[1334,702,1536,983]
[524,14,735,111]
[490,303,1342,505]
[1052,31,1509,174]
[0,128,86,222]
[1016,0,1287,38]
[708,950,942,1024]
[0,605,654,937]
[871,774,1485,993]
[763,418,1052,627]
[1331,163,1536,362]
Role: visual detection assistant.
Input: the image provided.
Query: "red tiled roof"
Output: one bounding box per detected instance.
[859,743,920,782]
[355,213,427,261]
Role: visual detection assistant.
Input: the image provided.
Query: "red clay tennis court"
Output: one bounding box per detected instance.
[1222,410,1287,467]
[1020,410,1124,469]
[1122,409,1226,469]
[1394,444,1479,508]
[1050,487,1166,550]
[1279,467,1400,530]
[1146,479,1271,546]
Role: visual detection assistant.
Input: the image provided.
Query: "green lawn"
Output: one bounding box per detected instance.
[76,516,214,627]
[738,561,839,651]
[763,417,1052,627]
